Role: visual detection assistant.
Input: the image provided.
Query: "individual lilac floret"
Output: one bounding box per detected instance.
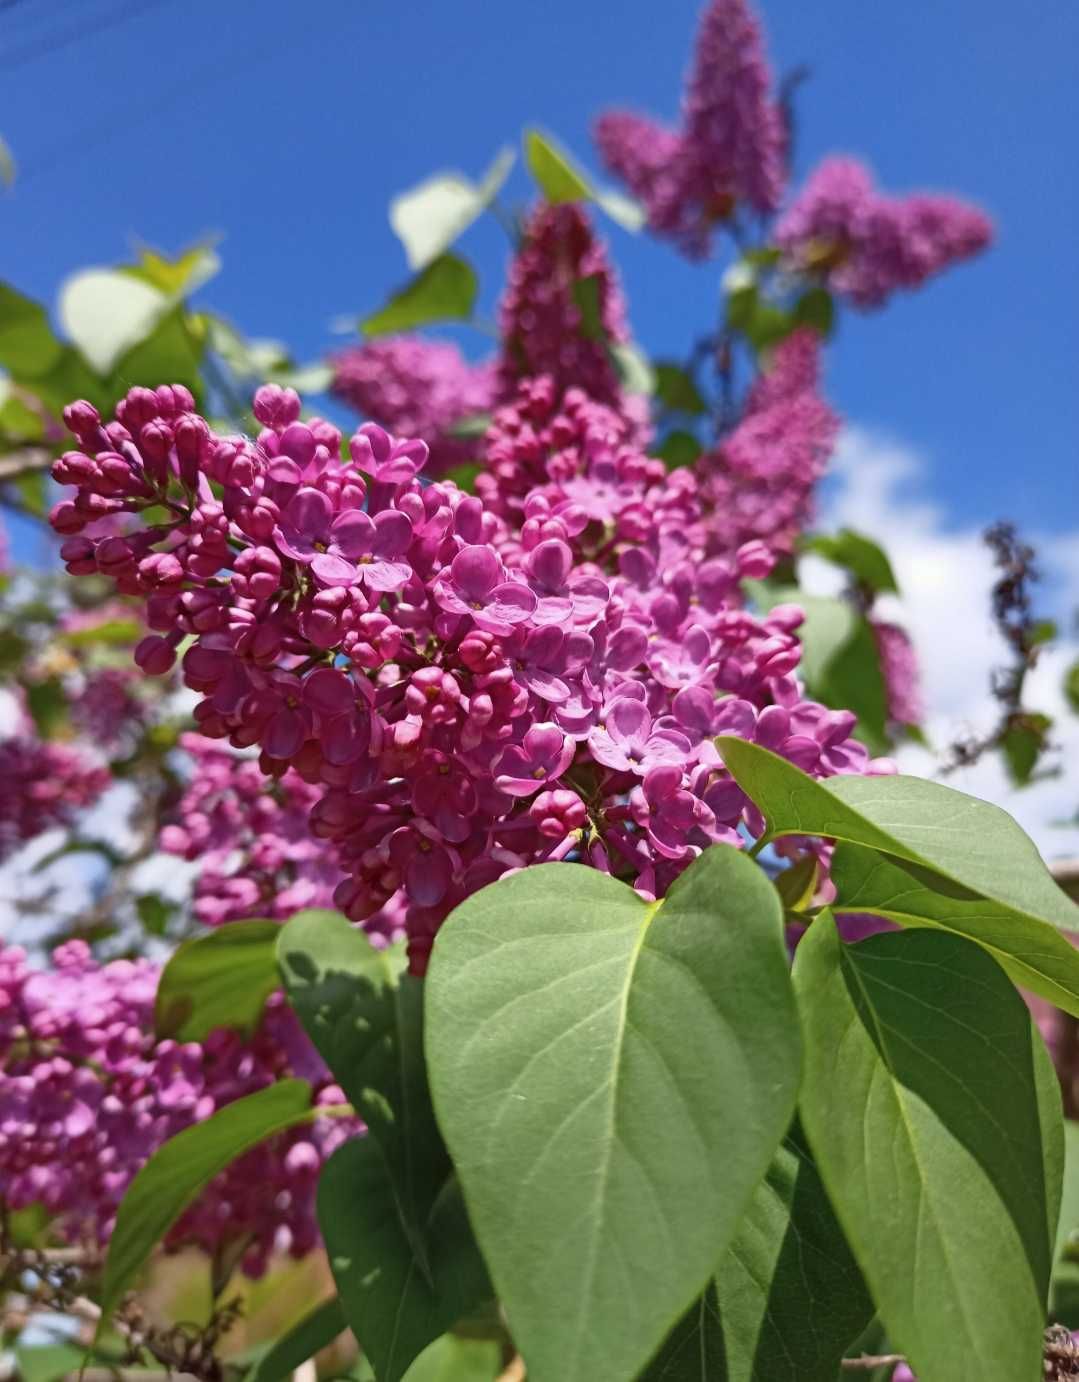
[776,155,993,307]
[588,698,692,776]
[434,545,537,634]
[495,724,576,796]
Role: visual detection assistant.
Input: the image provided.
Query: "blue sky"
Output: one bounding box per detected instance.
[3,0,1077,537]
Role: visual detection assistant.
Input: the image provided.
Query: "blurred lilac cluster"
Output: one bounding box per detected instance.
[777,156,993,307]
[0,941,352,1272]
[595,0,785,255]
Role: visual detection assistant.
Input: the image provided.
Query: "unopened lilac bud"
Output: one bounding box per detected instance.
[252,384,302,429]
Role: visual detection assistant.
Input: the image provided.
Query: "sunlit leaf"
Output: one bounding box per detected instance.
[426,846,802,1382]
[391,147,514,271]
[362,255,478,337]
[718,736,1079,1013]
[59,269,172,375]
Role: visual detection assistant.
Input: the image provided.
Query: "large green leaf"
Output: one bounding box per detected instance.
[154,918,281,1041]
[831,843,1079,1013]
[390,148,514,271]
[319,1137,491,1382]
[101,1079,315,1325]
[794,918,1062,1382]
[276,911,439,1256]
[0,282,63,377]
[362,254,478,337]
[246,1296,347,1382]
[717,736,1079,1012]
[643,1131,872,1381]
[59,268,171,375]
[425,845,802,1382]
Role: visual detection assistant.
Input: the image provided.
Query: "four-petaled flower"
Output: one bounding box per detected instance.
[494,724,576,797]
[434,545,537,634]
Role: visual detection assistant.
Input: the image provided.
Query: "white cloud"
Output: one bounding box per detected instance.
[801,425,1079,863]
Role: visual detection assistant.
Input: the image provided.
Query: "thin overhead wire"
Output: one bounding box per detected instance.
[16,1,330,185]
[0,0,175,74]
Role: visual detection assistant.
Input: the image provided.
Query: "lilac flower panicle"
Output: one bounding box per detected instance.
[594,0,786,256]
[498,204,630,405]
[701,328,839,553]
[49,376,889,981]
[777,155,993,307]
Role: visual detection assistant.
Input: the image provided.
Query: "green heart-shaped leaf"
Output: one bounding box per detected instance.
[426,845,802,1382]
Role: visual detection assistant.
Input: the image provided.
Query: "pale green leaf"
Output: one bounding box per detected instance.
[610,341,654,395]
[831,843,1079,1013]
[0,282,63,377]
[593,185,646,232]
[277,911,437,1252]
[794,918,1061,1382]
[391,148,514,271]
[402,1334,501,1382]
[0,135,15,189]
[246,1297,347,1382]
[524,128,591,203]
[425,845,802,1382]
[59,269,170,375]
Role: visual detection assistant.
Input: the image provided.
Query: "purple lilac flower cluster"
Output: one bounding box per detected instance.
[331,337,496,478]
[776,156,993,307]
[49,359,892,975]
[0,940,352,1272]
[0,734,110,862]
[159,732,346,929]
[497,203,630,406]
[700,328,839,553]
[595,0,786,256]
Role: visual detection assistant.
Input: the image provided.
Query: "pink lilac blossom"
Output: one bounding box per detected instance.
[50,379,891,978]
[159,733,345,928]
[594,0,786,256]
[0,735,110,862]
[872,620,924,727]
[700,328,839,553]
[331,336,496,477]
[0,940,352,1272]
[776,156,993,308]
[498,204,629,406]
